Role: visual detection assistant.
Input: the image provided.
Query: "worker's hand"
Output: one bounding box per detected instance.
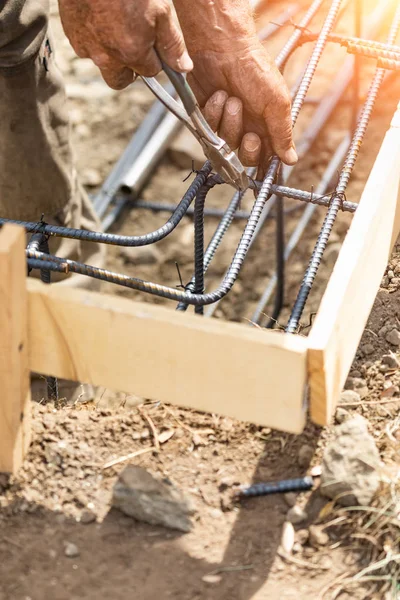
[58,0,193,90]
[189,40,297,176]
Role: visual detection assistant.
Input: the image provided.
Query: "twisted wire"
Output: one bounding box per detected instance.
[286,3,400,334]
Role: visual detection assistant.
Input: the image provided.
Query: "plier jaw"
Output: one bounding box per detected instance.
[141,60,250,192]
[200,138,250,191]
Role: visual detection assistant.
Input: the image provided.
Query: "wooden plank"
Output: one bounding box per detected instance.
[0,225,31,474]
[308,102,400,426]
[27,280,308,434]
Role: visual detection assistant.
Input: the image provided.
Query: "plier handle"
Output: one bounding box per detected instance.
[142,62,249,191]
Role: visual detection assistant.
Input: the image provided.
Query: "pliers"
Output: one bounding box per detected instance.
[142,62,250,192]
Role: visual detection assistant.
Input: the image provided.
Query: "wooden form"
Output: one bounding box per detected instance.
[0,102,399,474]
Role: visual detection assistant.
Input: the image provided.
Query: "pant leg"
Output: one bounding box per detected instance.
[0,0,105,289]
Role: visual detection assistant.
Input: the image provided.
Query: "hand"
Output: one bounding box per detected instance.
[58,0,193,90]
[188,39,297,176]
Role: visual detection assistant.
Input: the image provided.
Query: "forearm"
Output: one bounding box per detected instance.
[172,0,257,52]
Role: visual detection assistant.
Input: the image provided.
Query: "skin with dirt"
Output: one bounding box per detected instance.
[1,1,400,599]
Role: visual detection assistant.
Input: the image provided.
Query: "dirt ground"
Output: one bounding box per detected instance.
[1,1,400,599]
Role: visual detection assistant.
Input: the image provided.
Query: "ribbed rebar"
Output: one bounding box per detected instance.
[193,185,208,315]
[1,164,211,248]
[286,3,400,334]
[347,42,400,61]
[377,57,400,71]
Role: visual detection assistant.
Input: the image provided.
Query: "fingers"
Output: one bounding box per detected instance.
[219,97,243,150]
[239,133,262,167]
[203,90,229,131]
[155,3,193,73]
[91,51,135,89]
[263,83,298,166]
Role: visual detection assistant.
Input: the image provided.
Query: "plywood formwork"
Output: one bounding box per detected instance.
[0,101,399,474]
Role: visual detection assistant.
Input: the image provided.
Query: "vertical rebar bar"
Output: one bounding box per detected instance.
[286,3,400,334]
[194,186,207,315]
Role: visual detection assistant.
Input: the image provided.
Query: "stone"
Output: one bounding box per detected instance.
[382,354,400,369]
[280,521,295,554]
[386,329,400,347]
[287,505,308,525]
[335,407,350,424]
[120,246,161,266]
[321,416,381,507]
[64,542,80,558]
[388,270,395,279]
[340,390,361,404]
[81,168,102,187]
[202,574,222,584]
[80,510,96,525]
[284,492,297,507]
[112,465,194,533]
[361,343,374,356]
[298,444,314,468]
[308,525,329,547]
[295,529,309,546]
[344,378,368,399]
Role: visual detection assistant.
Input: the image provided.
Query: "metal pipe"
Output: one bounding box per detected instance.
[93,87,172,218]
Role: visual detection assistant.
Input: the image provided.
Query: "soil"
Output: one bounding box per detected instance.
[1,1,400,599]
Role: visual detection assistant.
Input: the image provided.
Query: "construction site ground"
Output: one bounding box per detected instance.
[1,1,400,599]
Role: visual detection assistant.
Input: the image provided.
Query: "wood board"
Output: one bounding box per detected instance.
[308,102,400,425]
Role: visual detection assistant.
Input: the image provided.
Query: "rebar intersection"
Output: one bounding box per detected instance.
[2,0,400,339]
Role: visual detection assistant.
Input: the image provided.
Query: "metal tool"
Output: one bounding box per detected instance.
[141,62,249,191]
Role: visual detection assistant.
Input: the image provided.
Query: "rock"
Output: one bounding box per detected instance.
[308,525,329,547]
[382,354,400,369]
[120,246,161,266]
[81,168,102,187]
[112,465,194,533]
[321,416,381,506]
[361,343,374,356]
[298,444,314,468]
[80,510,96,525]
[388,270,395,279]
[344,378,368,399]
[202,574,222,584]
[295,529,309,546]
[280,521,295,554]
[340,390,361,404]
[335,407,350,424]
[284,492,297,507]
[287,505,308,525]
[386,329,400,347]
[64,542,80,558]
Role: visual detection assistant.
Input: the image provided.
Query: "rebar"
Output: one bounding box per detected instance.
[347,42,400,62]
[286,3,400,334]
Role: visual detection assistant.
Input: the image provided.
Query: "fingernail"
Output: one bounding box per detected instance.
[177,52,194,73]
[284,147,298,165]
[228,99,241,116]
[246,139,261,152]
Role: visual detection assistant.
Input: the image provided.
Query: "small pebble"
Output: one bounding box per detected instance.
[335,407,350,424]
[295,529,309,546]
[140,430,150,440]
[309,525,329,547]
[287,505,308,525]
[382,354,400,369]
[386,329,400,347]
[80,510,96,525]
[202,574,222,584]
[284,492,297,507]
[388,270,395,279]
[340,390,361,404]
[298,444,314,468]
[280,521,295,554]
[361,343,374,356]
[64,542,80,558]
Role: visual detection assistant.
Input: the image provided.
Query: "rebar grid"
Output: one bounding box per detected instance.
[1,1,398,329]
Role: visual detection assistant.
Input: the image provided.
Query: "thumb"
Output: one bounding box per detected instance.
[155,4,193,73]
